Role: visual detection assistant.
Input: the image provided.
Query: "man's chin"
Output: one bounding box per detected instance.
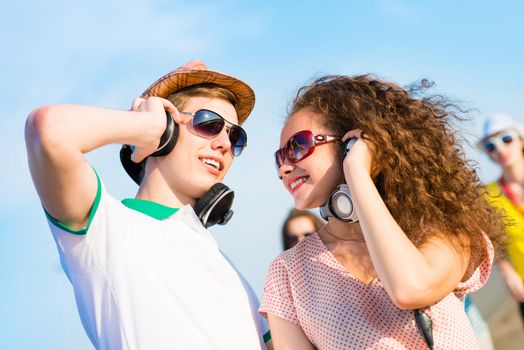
[195,181,221,198]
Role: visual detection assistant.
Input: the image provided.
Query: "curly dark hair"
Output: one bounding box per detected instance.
[289,74,506,261]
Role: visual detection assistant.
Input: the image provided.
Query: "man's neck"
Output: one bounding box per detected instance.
[136,176,195,209]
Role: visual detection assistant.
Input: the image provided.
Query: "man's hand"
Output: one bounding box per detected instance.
[129,96,179,163]
[178,59,207,71]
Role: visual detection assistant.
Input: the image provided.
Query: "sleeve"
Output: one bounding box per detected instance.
[242,278,271,347]
[44,168,102,236]
[46,170,130,275]
[454,232,494,296]
[259,255,300,325]
[220,251,272,346]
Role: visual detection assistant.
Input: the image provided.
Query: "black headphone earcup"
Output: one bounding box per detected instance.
[120,145,145,185]
[120,114,179,184]
[194,183,235,228]
[150,123,179,157]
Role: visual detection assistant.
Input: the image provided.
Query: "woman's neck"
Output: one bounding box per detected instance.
[502,158,524,185]
[319,219,365,243]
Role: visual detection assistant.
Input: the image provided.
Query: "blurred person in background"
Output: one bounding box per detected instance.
[282,208,324,250]
[464,294,494,350]
[479,114,524,325]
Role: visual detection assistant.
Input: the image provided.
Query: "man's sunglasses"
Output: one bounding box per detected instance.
[274,130,340,175]
[482,130,516,153]
[180,109,247,156]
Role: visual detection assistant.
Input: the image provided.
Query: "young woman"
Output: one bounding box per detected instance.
[282,209,324,250]
[479,114,524,323]
[260,75,505,349]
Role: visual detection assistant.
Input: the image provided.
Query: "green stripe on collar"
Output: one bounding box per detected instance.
[121,198,179,220]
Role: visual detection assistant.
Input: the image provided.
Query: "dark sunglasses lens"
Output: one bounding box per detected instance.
[289,131,313,162]
[285,235,299,249]
[276,149,286,168]
[229,127,247,156]
[193,110,224,137]
[484,142,496,152]
[502,134,514,144]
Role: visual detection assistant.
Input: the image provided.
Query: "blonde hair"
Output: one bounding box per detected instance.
[167,83,237,111]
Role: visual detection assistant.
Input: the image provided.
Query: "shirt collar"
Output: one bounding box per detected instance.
[121,198,179,220]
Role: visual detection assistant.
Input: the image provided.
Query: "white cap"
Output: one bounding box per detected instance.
[477,114,524,149]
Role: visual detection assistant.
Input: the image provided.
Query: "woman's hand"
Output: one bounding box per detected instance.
[340,129,471,309]
[129,96,180,163]
[342,129,374,183]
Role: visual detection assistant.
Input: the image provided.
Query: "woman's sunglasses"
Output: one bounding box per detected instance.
[482,131,516,153]
[274,130,340,175]
[180,109,248,156]
[285,232,313,249]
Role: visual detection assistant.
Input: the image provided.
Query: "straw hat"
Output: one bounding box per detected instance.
[120,60,255,184]
[141,60,255,124]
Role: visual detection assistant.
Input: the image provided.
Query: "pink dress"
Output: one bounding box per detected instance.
[260,232,493,350]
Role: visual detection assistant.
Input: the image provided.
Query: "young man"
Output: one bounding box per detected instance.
[25,60,271,349]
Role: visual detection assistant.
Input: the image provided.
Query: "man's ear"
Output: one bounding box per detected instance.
[150,112,179,157]
[177,112,193,124]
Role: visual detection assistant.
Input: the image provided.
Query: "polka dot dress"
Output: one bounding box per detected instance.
[260,233,493,350]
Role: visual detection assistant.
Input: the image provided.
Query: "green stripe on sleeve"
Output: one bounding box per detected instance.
[44,169,102,235]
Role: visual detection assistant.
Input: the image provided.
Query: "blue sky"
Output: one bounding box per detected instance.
[1,1,523,348]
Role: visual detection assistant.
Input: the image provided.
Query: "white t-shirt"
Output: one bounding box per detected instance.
[46,175,269,349]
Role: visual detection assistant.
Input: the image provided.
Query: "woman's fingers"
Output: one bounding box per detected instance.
[342,129,363,143]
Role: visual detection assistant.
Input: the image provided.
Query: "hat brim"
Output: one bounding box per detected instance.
[141,69,255,125]
[476,127,524,151]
